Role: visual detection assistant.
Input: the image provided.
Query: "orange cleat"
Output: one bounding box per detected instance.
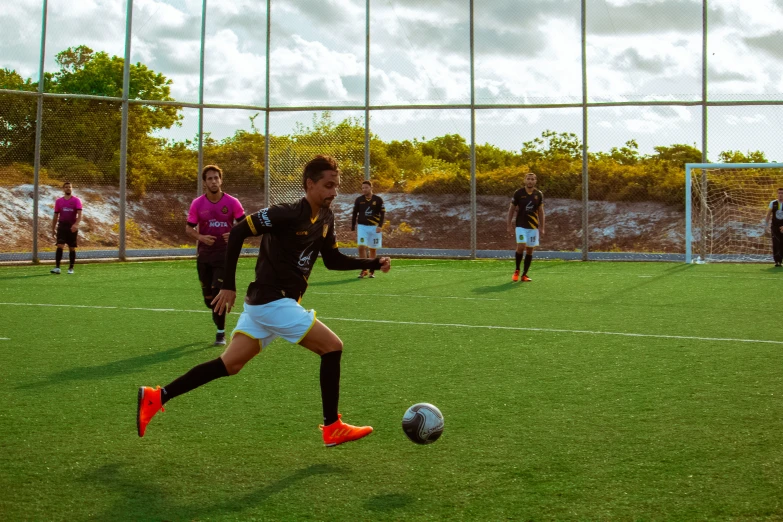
[137,386,164,437]
[358,270,368,279]
[521,274,532,282]
[319,414,373,447]
[512,270,520,282]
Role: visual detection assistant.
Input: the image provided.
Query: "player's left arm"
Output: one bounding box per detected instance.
[377,198,386,233]
[225,199,246,241]
[71,206,83,233]
[320,218,390,272]
[538,204,545,236]
[211,218,255,315]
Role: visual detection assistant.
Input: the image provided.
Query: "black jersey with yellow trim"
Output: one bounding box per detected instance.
[352,194,386,228]
[244,198,338,305]
[512,187,544,229]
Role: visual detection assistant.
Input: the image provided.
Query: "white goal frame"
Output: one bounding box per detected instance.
[685,162,783,263]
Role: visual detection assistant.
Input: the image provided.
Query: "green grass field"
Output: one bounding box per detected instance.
[1,258,782,520]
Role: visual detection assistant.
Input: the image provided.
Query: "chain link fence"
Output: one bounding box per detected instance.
[1,0,783,263]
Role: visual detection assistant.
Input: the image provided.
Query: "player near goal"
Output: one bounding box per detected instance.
[351,180,386,279]
[507,172,545,282]
[185,165,245,345]
[765,187,783,267]
[138,155,391,447]
[50,181,82,275]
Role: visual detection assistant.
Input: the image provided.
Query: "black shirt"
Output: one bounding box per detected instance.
[772,200,783,232]
[352,195,386,229]
[511,188,544,229]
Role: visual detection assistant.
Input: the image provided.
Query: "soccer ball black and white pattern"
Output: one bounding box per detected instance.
[402,403,444,444]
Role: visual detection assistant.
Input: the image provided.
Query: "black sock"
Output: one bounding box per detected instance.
[161,357,229,404]
[209,288,225,330]
[515,252,523,271]
[320,351,342,425]
[55,248,63,268]
[68,249,76,269]
[523,253,533,275]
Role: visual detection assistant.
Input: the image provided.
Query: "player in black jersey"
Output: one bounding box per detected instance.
[137,155,391,447]
[351,180,386,278]
[765,187,783,267]
[507,173,545,282]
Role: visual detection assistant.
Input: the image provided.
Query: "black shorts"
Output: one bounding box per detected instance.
[197,254,225,294]
[56,223,78,248]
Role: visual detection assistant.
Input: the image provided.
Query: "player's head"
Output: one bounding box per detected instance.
[62,181,72,195]
[202,165,223,194]
[303,155,340,208]
[525,172,537,188]
[361,180,372,196]
[778,187,783,198]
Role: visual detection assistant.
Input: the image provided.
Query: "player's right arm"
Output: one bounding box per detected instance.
[766,203,773,230]
[186,200,215,245]
[351,198,359,231]
[506,202,517,237]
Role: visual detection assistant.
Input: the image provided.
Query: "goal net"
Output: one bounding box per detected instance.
[686,163,783,263]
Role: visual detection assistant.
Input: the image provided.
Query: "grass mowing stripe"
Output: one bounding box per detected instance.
[1,301,779,346]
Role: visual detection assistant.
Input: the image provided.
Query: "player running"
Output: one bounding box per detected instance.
[185,165,245,346]
[765,187,783,267]
[137,155,390,447]
[351,180,385,278]
[507,172,545,282]
[50,181,82,275]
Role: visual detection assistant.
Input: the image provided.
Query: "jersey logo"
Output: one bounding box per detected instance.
[365,207,373,216]
[208,219,229,228]
[323,224,328,237]
[526,201,535,211]
[296,230,308,236]
[298,249,314,270]
[258,208,272,228]
[221,206,228,214]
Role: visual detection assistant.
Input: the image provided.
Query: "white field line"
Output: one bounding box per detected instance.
[393,267,783,281]
[1,301,780,346]
[0,338,9,341]
[308,291,500,301]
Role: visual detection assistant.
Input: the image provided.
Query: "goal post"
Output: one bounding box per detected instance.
[685,162,783,263]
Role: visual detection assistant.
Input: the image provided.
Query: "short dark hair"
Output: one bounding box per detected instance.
[362,180,372,187]
[62,181,72,187]
[202,165,223,181]
[778,187,783,191]
[302,155,339,190]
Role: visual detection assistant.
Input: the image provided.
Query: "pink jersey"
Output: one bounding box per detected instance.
[54,196,83,224]
[187,193,245,255]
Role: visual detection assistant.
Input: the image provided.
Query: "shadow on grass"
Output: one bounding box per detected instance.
[365,492,414,512]
[0,273,51,281]
[82,462,341,520]
[17,342,210,389]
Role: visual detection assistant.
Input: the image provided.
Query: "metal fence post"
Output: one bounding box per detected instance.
[469,0,476,259]
[119,0,133,261]
[197,0,207,197]
[32,0,48,264]
[581,0,589,261]
[364,0,370,182]
[264,0,271,208]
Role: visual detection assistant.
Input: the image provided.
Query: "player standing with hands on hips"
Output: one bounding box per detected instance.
[351,180,385,279]
[186,165,246,346]
[507,172,545,282]
[50,181,82,275]
[765,187,783,267]
[137,155,391,447]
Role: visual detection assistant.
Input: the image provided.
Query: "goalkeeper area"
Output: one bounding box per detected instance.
[687,162,783,263]
[1,258,782,519]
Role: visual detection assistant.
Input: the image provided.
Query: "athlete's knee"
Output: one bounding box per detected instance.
[516,245,526,254]
[321,336,343,354]
[203,297,214,309]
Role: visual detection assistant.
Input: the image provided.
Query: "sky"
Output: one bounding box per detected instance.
[2,0,783,160]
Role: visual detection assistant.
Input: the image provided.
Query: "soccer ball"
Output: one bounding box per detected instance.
[402,403,444,444]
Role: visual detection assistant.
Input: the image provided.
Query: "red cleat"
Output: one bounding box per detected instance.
[512,270,520,282]
[319,414,373,447]
[137,386,164,437]
[521,274,532,282]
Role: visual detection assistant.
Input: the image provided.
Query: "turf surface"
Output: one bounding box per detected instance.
[0,258,781,520]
